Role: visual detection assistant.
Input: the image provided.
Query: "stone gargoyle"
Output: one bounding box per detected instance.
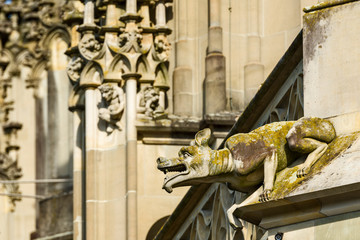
[157,117,336,229]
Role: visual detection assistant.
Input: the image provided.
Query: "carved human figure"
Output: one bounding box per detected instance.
[67,57,83,81]
[156,117,336,229]
[80,34,101,52]
[98,84,124,133]
[138,86,164,118]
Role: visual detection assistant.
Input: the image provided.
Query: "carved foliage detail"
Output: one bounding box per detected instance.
[98,84,125,133]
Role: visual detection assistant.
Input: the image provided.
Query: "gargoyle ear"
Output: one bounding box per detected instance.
[195,128,211,146]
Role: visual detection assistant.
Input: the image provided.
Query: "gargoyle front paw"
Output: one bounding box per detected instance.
[297,166,310,178]
[259,189,272,202]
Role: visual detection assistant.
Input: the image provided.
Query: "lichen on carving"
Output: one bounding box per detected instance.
[157,117,336,229]
[98,83,124,133]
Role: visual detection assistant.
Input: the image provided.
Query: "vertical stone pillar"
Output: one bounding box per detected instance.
[173,0,193,116]
[84,87,99,240]
[205,0,226,116]
[126,0,137,15]
[156,0,166,27]
[123,73,141,240]
[72,109,85,240]
[244,0,264,106]
[83,0,95,25]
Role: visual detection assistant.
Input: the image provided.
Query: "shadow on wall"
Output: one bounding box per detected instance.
[146,216,169,240]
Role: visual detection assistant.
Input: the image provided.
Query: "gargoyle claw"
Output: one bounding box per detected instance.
[259,189,272,202]
[296,166,309,178]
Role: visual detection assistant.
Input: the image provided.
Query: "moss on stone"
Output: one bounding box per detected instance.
[266,132,360,201]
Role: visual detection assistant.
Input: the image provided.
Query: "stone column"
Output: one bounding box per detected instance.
[173,0,193,116]
[84,0,95,25]
[72,109,85,240]
[123,73,141,240]
[205,0,226,116]
[244,0,264,106]
[156,0,166,27]
[84,87,99,240]
[126,0,137,15]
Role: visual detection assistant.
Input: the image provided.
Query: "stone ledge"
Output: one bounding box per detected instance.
[303,0,359,13]
[237,183,360,229]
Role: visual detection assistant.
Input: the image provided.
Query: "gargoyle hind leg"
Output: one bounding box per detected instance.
[296,138,328,178]
[259,150,278,202]
[227,186,264,230]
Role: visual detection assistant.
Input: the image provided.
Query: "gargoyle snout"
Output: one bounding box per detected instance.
[157,157,166,164]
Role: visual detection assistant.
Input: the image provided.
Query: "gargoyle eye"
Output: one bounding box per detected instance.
[183,151,192,158]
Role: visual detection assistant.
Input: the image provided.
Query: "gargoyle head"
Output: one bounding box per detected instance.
[157,128,214,193]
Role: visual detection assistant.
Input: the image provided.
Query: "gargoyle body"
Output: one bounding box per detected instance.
[157,117,335,228]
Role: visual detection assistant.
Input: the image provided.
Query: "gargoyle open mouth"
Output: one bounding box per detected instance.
[157,161,190,193]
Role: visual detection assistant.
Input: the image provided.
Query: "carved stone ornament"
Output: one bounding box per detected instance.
[157,117,336,229]
[0,152,22,211]
[79,33,103,60]
[152,34,171,62]
[98,84,125,133]
[118,29,143,53]
[137,86,165,119]
[67,57,84,83]
[21,20,46,42]
[38,2,57,26]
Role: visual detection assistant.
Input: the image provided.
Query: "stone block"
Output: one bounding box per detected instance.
[173,66,193,93]
[205,53,226,114]
[86,200,126,240]
[37,193,73,238]
[264,0,301,35]
[228,89,245,111]
[137,195,187,240]
[303,1,360,118]
[208,26,223,53]
[173,93,195,116]
[244,63,264,106]
[261,32,286,78]
[86,147,126,202]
